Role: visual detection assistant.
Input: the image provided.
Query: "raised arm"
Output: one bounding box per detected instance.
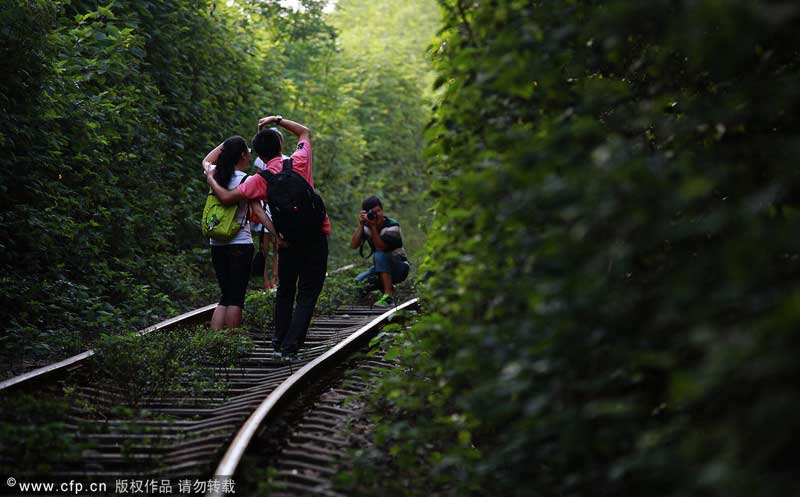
[351,211,367,249]
[367,220,389,251]
[202,142,224,173]
[258,115,310,142]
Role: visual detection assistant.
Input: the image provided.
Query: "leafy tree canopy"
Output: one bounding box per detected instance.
[0,0,438,375]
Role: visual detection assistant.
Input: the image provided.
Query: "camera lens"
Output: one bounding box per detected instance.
[367,210,376,220]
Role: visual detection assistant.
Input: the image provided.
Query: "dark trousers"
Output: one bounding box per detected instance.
[273,234,328,353]
[211,243,255,307]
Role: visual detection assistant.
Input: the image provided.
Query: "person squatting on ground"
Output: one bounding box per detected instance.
[350,195,410,307]
[205,116,330,357]
[202,136,274,330]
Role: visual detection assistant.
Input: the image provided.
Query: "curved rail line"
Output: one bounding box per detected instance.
[1,293,418,495]
[209,298,418,496]
[0,304,217,392]
[0,264,357,393]
[254,353,401,496]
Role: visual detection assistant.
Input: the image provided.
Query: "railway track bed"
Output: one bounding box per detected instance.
[234,346,405,497]
[0,298,418,496]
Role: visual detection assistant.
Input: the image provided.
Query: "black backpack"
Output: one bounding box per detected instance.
[258,158,326,243]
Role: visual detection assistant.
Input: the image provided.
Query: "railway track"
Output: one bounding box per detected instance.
[232,346,404,497]
[0,296,418,496]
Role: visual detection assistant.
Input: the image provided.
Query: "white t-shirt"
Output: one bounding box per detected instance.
[210,170,253,246]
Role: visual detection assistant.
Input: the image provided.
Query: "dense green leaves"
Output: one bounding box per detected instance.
[1,0,435,375]
[92,326,254,406]
[351,1,800,496]
[0,394,85,475]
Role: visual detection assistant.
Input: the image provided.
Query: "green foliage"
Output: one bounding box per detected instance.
[91,326,253,406]
[347,1,800,496]
[244,265,368,330]
[1,0,436,377]
[0,0,234,373]
[0,394,85,475]
[315,266,363,315]
[244,289,276,332]
[335,312,479,496]
[330,0,440,258]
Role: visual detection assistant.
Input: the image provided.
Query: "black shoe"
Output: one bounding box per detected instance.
[281,351,298,362]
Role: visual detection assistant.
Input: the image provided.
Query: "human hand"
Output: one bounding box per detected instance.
[205,165,217,185]
[204,163,216,177]
[365,211,379,227]
[359,210,368,225]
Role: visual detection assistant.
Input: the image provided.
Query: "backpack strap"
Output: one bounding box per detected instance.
[238,174,250,226]
[282,157,293,172]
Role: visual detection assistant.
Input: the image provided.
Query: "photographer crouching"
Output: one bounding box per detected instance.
[350,195,410,307]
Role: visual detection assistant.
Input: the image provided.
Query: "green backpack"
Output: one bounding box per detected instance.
[201,175,249,242]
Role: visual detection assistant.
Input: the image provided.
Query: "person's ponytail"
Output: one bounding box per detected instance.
[213,135,248,187]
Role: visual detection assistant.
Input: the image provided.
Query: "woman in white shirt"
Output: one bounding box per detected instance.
[202,136,273,330]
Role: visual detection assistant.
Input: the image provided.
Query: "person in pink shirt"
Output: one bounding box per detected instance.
[204,115,329,359]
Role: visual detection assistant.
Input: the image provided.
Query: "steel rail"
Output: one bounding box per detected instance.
[265,354,399,496]
[0,303,217,392]
[208,298,418,496]
[1,262,363,393]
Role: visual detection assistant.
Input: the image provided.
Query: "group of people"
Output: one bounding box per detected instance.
[202,115,410,358]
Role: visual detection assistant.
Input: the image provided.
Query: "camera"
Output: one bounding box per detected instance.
[367,209,377,221]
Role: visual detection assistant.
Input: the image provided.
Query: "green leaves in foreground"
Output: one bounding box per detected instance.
[342,1,800,496]
[92,327,253,406]
[0,394,84,476]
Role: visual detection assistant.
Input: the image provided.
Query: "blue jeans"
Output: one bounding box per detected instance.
[356,251,409,290]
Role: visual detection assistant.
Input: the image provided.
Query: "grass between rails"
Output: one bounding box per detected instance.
[0,325,254,477]
[0,262,403,478]
[91,326,255,407]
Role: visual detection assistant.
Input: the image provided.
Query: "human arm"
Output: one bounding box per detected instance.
[250,201,277,235]
[350,212,368,249]
[202,140,245,205]
[202,142,224,174]
[366,217,389,252]
[258,115,310,142]
[206,171,245,205]
[250,199,290,248]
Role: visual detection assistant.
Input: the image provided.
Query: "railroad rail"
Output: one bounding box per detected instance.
[0,304,217,393]
[1,295,418,496]
[0,264,358,393]
[209,298,418,496]
[231,339,406,496]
